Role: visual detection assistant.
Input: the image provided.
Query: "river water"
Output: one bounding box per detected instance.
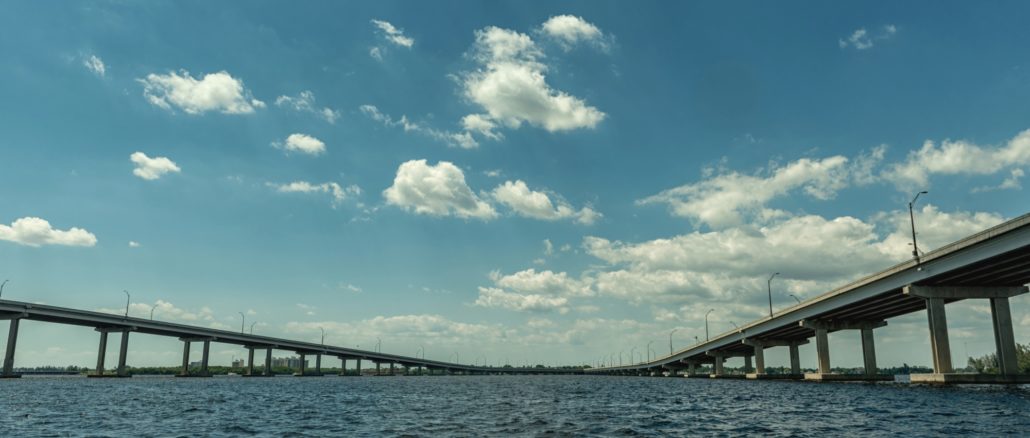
[1,375,1028,436]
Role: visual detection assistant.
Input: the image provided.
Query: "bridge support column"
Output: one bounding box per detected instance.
[200,340,211,376]
[246,348,256,376]
[707,353,725,377]
[926,297,953,374]
[376,361,381,376]
[264,348,273,376]
[315,354,322,375]
[744,354,752,374]
[814,328,830,374]
[298,354,307,375]
[861,328,877,376]
[789,342,801,375]
[94,330,108,376]
[179,340,190,376]
[2,317,21,378]
[116,330,130,377]
[356,358,362,376]
[389,363,394,376]
[687,362,696,376]
[990,297,1019,376]
[339,358,348,376]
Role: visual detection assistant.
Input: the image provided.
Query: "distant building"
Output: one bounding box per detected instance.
[231,359,246,368]
[271,357,308,369]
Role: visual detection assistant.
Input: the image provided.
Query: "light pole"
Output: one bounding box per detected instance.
[790,294,802,304]
[238,312,245,334]
[250,321,257,334]
[123,290,130,318]
[909,191,928,266]
[150,304,158,320]
[705,309,715,341]
[730,321,739,329]
[320,327,325,346]
[669,329,678,355]
[630,347,636,365]
[767,273,780,318]
[0,279,8,299]
[376,337,381,353]
[417,345,424,359]
[647,341,654,362]
[694,335,700,345]
[619,350,624,366]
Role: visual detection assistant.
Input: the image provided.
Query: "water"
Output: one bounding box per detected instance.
[1,375,1028,436]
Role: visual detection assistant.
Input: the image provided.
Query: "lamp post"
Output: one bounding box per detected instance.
[705,309,715,341]
[767,273,780,318]
[150,304,158,320]
[630,347,636,365]
[790,294,802,304]
[376,337,381,353]
[320,327,325,346]
[123,290,130,318]
[909,191,928,265]
[619,350,624,366]
[0,279,8,299]
[694,335,700,345]
[417,345,424,359]
[238,312,245,334]
[669,329,678,355]
[250,321,257,334]
[647,341,654,362]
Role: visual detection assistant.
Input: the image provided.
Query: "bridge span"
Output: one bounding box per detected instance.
[590,212,1030,384]
[0,300,579,378]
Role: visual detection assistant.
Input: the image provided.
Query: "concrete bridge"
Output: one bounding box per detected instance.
[0,300,581,378]
[589,213,1030,384]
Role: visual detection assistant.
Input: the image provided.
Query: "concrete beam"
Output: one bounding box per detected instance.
[904,285,1028,299]
[742,338,809,348]
[800,319,887,331]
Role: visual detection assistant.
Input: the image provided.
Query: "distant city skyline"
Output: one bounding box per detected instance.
[1,1,1028,370]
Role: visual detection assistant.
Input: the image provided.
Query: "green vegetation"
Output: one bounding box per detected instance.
[967,343,1030,374]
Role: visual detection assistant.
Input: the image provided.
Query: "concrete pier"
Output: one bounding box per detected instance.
[177,337,212,377]
[743,339,807,380]
[264,348,273,376]
[2,316,21,378]
[246,347,255,375]
[906,285,1030,383]
[93,330,108,377]
[339,357,348,376]
[800,320,889,381]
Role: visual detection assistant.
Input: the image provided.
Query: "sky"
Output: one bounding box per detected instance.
[1,1,1029,370]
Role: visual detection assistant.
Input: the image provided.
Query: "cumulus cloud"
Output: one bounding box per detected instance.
[638,154,870,228]
[490,268,594,297]
[491,180,600,225]
[275,91,340,123]
[286,314,504,346]
[273,133,327,156]
[130,152,181,180]
[883,129,1030,190]
[540,15,609,51]
[462,26,605,134]
[82,54,105,77]
[128,241,141,248]
[382,159,497,220]
[139,70,265,114]
[475,287,569,313]
[267,181,361,207]
[0,217,97,247]
[372,19,414,48]
[839,25,897,50]
[361,104,477,149]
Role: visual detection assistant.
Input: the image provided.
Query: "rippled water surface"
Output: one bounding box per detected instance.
[2,375,1029,436]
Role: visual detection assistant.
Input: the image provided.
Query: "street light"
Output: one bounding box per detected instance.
[789,294,802,304]
[705,309,715,341]
[417,345,424,359]
[694,335,700,344]
[619,350,624,366]
[0,279,8,299]
[238,312,245,334]
[647,341,654,362]
[767,273,780,318]
[376,337,381,353]
[630,347,636,365]
[669,329,678,355]
[150,304,158,320]
[320,327,325,346]
[250,321,257,334]
[909,191,928,266]
[123,290,130,318]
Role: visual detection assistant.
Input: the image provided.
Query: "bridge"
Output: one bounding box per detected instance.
[589,212,1030,384]
[0,299,581,378]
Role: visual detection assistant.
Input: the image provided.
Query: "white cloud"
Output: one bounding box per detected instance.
[638,155,864,228]
[82,54,105,77]
[543,239,554,256]
[383,159,497,220]
[540,15,608,51]
[341,283,363,293]
[474,287,569,313]
[839,25,897,50]
[461,114,502,140]
[130,152,181,180]
[361,104,478,149]
[273,133,327,156]
[491,180,600,225]
[128,241,141,248]
[490,268,594,297]
[267,181,360,207]
[371,19,414,48]
[461,25,606,136]
[296,303,317,316]
[369,46,383,61]
[275,91,340,123]
[97,300,213,321]
[139,70,264,114]
[872,205,1004,260]
[286,314,503,346]
[0,217,97,247]
[884,129,1030,189]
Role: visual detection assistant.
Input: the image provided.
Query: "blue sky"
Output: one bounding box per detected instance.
[1,1,1028,369]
